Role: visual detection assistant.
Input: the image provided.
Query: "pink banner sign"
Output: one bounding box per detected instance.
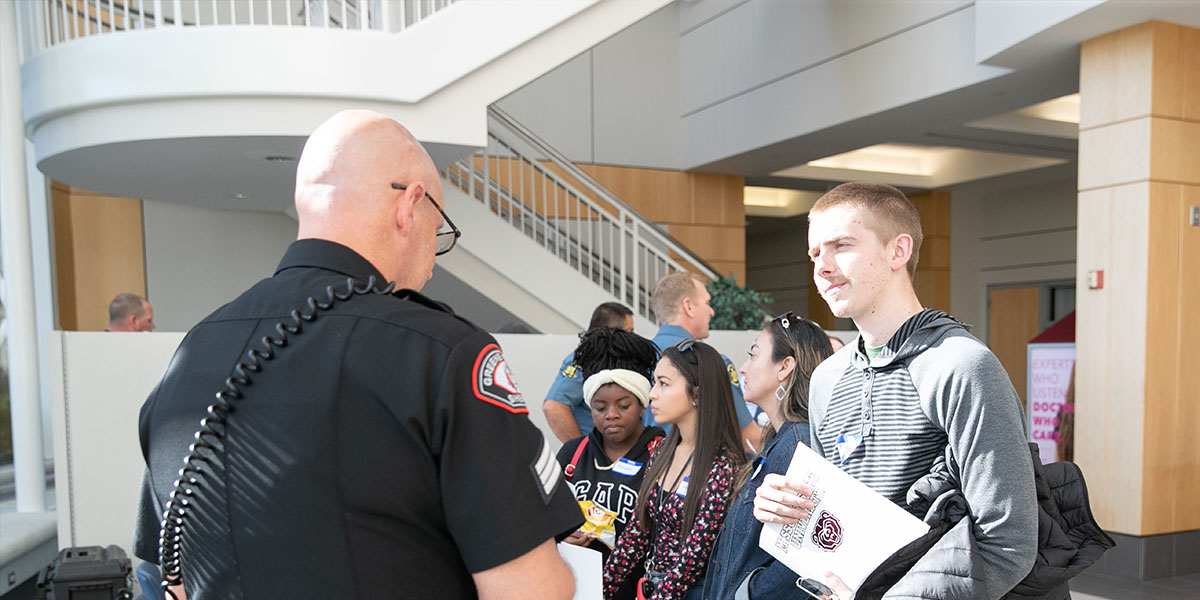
[1026,343,1075,465]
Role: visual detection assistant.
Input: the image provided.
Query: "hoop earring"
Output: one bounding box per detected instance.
[775,384,787,402]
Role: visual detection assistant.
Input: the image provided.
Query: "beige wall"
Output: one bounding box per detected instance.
[1076,20,1200,536]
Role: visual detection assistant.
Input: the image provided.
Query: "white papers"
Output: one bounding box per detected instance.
[557,542,603,600]
[759,443,929,593]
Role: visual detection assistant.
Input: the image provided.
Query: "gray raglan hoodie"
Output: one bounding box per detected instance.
[808,309,1037,599]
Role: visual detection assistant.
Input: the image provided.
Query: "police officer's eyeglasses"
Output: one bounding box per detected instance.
[391,183,462,255]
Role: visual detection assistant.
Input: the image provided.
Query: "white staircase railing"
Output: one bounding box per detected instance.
[15,0,457,60]
[445,106,719,322]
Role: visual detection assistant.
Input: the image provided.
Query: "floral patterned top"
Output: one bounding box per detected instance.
[602,446,738,600]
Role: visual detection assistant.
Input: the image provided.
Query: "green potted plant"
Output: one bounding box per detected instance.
[707,274,773,330]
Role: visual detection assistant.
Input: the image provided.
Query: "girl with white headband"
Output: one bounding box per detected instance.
[556,327,664,599]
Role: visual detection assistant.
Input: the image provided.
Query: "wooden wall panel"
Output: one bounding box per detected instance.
[1149,118,1200,185]
[1140,21,1200,535]
[1149,21,1200,123]
[909,190,951,313]
[913,270,950,315]
[579,164,746,283]
[987,287,1040,409]
[1143,183,1200,534]
[1170,184,1200,530]
[1079,22,1153,129]
[51,182,146,331]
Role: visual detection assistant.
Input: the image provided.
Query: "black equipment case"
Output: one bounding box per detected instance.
[36,545,132,600]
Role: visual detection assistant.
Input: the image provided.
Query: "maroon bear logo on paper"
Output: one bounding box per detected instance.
[811,510,844,551]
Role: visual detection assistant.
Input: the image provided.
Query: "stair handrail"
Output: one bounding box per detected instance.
[15,0,459,62]
[486,105,720,283]
[446,106,722,322]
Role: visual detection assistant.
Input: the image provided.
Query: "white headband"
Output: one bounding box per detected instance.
[582,369,652,407]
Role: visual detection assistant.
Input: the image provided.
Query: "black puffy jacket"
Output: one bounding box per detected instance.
[854,444,1114,600]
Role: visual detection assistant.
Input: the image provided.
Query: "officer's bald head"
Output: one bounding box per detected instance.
[294,110,443,289]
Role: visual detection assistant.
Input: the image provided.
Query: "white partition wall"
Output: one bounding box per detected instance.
[49,331,186,550]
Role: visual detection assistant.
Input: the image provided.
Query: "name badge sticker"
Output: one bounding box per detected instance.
[675,476,690,497]
[612,458,643,477]
[835,433,863,464]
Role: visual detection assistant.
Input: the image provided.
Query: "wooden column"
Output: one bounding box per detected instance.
[1077,21,1200,546]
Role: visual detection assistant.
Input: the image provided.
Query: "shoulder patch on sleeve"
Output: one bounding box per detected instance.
[727,363,740,386]
[472,343,528,414]
[561,363,579,379]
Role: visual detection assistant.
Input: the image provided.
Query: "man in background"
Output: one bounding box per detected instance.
[644,272,758,448]
[106,293,155,331]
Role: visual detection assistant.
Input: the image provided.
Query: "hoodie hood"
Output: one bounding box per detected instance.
[851,309,969,369]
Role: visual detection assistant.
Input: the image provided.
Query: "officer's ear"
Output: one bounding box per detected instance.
[393,183,423,237]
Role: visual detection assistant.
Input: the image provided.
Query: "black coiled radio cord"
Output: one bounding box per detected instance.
[157,276,396,599]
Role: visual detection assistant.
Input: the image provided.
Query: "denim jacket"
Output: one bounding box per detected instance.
[704,421,809,600]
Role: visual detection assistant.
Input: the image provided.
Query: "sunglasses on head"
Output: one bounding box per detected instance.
[773,311,796,331]
[796,577,834,600]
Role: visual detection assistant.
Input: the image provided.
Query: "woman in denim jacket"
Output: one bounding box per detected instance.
[704,313,834,600]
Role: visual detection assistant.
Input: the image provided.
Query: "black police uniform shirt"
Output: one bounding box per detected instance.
[133,239,582,600]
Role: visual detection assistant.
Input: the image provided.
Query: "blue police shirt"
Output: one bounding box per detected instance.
[545,351,591,432]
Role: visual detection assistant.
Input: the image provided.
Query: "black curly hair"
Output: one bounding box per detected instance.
[573,326,659,382]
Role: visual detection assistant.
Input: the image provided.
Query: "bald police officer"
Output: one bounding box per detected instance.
[133,110,581,600]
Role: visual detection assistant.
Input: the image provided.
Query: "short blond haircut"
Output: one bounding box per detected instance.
[650,271,704,323]
[810,182,923,278]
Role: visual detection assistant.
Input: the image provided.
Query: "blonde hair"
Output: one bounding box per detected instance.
[810,182,923,279]
[650,271,703,323]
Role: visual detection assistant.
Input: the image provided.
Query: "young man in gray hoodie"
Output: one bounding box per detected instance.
[752,182,1037,599]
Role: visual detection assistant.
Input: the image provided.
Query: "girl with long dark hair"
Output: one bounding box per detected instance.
[703,313,834,600]
[602,340,745,600]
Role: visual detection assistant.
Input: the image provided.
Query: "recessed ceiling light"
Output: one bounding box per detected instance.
[806,144,938,176]
[1015,94,1079,124]
[773,143,1067,187]
[230,193,253,200]
[265,155,296,163]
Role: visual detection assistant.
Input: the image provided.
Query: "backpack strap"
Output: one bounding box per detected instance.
[563,436,590,482]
